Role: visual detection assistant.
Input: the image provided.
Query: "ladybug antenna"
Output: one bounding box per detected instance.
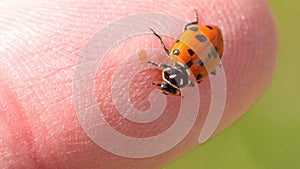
[193,9,198,24]
[184,9,199,31]
[151,82,161,87]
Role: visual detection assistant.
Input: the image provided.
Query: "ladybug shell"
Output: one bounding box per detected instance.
[169,25,223,83]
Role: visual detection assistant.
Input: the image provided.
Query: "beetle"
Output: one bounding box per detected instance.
[149,10,224,96]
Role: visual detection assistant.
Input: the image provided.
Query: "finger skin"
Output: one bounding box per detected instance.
[0,0,277,168]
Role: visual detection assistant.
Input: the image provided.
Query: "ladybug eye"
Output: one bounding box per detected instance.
[161,82,167,88]
[173,49,180,56]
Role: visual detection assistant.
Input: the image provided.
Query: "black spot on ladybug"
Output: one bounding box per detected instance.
[196,74,202,80]
[176,39,180,43]
[211,46,218,58]
[187,49,195,56]
[173,49,180,56]
[186,60,193,68]
[195,34,207,42]
[198,60,204,66]
[206,25,213,30]
[214,46,218,53]
[190,27,198,31]
[207,53,212,59]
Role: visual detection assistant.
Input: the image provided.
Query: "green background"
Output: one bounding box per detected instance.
[165,1,300,169]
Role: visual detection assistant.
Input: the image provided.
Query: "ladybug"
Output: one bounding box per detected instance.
[149,10,224,96]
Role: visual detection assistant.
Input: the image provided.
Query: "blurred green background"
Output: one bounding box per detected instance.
[165,1,300,169]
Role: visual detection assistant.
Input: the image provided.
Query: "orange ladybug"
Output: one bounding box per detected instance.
[149,10,224,96]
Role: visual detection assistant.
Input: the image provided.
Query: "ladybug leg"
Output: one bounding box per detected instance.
[177,90,184,98]
[184,9,199,31]
[152,83,167,95]
[188,81,195,87]
[148,61,170,69]
[211,69,217,75]
[162,91,168,95]
[149,28,170,56]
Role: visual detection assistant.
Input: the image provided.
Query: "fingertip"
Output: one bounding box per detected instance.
[208,0,278,130]
[0,0,278,168]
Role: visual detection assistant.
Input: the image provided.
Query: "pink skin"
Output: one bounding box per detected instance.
[0,0,277,168]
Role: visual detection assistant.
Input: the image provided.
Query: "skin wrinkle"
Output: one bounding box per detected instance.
[0,0,277,168]
[0,2,82,166]
[0,82,42,168]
